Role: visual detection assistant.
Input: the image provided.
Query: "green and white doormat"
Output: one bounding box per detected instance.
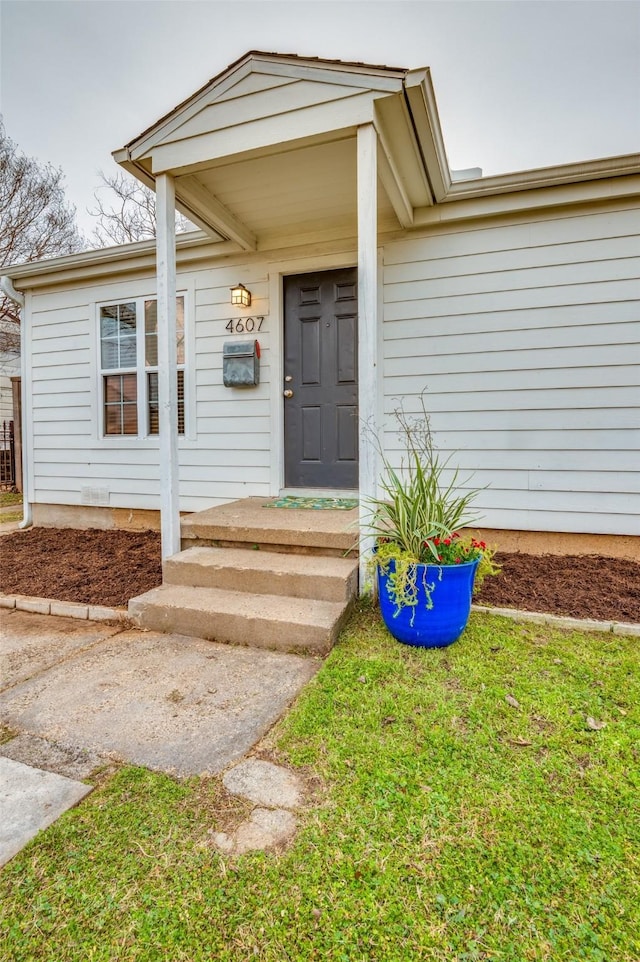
[264,496,359,510]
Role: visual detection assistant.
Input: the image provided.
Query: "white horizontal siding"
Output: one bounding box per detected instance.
[385,233,640,281]
[383,204,640,536]
[26,198,640,537]
[384,300,640,340]
[385,258,640,303]
[385,320,638,356]
[384,207,640,264]
[389,381,639,412]
[429,449,639,473]
[190,263,271,504]
[28,257,275,513]
[383,438,639,472]
[384,279,638,322]
[383,407,638,432]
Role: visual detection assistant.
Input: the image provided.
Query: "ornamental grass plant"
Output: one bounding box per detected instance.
[366,397,500,611]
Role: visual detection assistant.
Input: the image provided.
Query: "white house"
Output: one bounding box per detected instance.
[3,51,639,567]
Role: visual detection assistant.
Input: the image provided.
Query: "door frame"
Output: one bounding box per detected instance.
[283,266,359,491]
[267,249,383,497]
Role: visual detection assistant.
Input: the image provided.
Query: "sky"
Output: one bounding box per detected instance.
[1,0,639,239]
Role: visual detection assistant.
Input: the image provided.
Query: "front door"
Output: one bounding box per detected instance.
[283,268,358,489]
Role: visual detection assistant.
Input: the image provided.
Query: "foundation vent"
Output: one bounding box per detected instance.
[80,486,110,507]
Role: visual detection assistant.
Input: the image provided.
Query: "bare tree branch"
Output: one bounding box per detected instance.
[0,117,84,348]
[88,170,196,247]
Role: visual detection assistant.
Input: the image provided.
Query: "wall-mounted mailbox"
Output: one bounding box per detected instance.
[223,340,260,387]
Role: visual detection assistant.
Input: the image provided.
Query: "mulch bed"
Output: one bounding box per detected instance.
[1,527,639,623]
[476,552,640,624]
[0,528,162,609]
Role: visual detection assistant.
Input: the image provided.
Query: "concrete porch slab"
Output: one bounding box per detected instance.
[0,757,91,867]
[181,497,358,554]
[0,627,320,777]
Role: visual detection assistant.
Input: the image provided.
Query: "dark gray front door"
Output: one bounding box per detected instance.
[284,268,358,488]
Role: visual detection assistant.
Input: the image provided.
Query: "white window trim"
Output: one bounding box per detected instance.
[94,289,191,443]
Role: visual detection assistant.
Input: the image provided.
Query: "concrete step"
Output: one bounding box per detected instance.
[164,546,359,603]
[128,584,349,656]
[181,497,357,556]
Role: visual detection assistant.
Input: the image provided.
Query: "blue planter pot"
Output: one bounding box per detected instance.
[377,557,480,648]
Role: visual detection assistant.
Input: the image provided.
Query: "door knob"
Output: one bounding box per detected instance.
[283,389,294,398]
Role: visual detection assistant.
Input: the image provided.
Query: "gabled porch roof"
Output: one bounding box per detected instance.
[112,51,443,248]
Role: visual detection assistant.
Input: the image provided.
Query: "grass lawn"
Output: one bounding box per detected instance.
[0,491,22,522]
[1,605,638,961]
[0,510,22,523]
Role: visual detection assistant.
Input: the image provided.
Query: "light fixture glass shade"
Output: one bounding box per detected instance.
[230,283,251,307]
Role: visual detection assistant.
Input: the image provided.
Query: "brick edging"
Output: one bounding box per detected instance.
[0,593,128,624]
[472,604,640,637]
[1,592,637,637]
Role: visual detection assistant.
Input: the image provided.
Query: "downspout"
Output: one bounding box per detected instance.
[0,275,32,528]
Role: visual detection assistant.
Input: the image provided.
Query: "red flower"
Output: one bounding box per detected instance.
[433,537,440,546]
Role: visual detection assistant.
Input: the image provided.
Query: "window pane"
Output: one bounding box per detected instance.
[145,334,158,367]
[147,370,184,436]
[119,303,136,332]
[101,339,119,370]
[144,300,158,366]
[177,369,185,434]
[104,406,122,436]
[100,307,118,339]
[119,334,137,368]
[104,374,122,403]
[100,302,137,371]
[104,374,137,435]
[145,297,185,365]
[122,403,138,435]
[147,371,159,434]
[176,297,185,364]
[121,372,137,403]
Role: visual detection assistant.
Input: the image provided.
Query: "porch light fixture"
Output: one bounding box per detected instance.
[230,283,251,308]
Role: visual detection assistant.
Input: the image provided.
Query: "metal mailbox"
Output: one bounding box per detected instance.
[223,340,260,387]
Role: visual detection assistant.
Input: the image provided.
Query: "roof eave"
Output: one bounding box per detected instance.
[443,152,640,201]
[3,232,230,290]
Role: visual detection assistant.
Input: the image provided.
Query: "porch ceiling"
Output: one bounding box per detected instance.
[174,135,400,247]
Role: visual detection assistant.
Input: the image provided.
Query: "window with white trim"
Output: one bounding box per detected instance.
[99,295,186,437]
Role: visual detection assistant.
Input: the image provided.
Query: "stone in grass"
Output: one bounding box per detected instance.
[212,808,297,855]
[586,716,607,731]
[223,759,303,810]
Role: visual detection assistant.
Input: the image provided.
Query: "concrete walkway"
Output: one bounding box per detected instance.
[0,607,320,865]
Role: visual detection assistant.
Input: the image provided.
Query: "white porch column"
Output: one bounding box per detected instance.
[357,123,380,594]
[156,173,180,560]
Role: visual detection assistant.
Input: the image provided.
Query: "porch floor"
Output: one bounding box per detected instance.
[181,497,359,556]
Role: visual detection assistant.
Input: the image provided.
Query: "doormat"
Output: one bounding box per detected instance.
[264,496,359,511]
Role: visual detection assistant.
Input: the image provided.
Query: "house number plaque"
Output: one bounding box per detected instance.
[225,316,265,334]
